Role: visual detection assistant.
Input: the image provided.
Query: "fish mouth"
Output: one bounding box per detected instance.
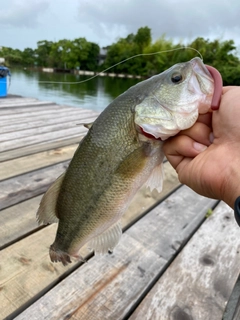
[190,57,222,110]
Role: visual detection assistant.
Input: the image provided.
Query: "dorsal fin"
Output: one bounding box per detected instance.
[76,122,94,129]
[83,122,93,129]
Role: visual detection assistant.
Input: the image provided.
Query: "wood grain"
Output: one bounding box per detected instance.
[0,107,84,125]
[0,104,60,115]
[0,100,54,108]
[11,187,216,320]
[0,136,83,161]
[0,118,94,142]
[1,96,236,320]
[0,112,97,135]
[130,202,240,320]
[0,144,78,180]
[0,126,88,152]
[0,196,41,248]
[0,162,179,250]
[0,161,69,210]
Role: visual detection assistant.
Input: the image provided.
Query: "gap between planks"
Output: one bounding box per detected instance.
[0,144,79,181]
[130,202,240,320]
[0,162,180,249]
[0,163,181,319]
[11,188,217,320]
[0,136,83,162]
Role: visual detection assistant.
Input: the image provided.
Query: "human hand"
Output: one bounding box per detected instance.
[163,86,240,209]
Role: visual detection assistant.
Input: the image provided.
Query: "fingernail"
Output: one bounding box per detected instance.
[193,142,207,152]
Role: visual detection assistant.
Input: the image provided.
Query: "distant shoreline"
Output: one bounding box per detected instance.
[42,67,143,79]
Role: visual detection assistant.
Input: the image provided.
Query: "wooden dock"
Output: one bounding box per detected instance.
[1,95,240,320]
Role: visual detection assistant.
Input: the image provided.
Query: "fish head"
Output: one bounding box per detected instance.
[135,57,214,140]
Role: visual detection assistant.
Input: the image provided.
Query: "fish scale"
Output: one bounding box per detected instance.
[37,57,215,265]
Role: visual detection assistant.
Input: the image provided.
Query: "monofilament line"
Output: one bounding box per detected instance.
[37,46,203,85]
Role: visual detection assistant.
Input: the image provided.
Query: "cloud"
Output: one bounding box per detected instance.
[0,0,49,28]
[77,0,240,45]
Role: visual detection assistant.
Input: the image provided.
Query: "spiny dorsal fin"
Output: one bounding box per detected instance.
[76,122,94,129]
[36,173,65,225]
[88,220,122,254]
[84,122,93,129]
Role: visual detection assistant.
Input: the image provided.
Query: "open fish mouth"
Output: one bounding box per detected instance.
[190,57,223,111]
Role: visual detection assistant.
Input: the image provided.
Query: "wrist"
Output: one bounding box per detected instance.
[217,144,240,209]
[221,165,240,209]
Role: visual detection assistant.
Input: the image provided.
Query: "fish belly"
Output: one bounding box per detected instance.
[50,141,163,265]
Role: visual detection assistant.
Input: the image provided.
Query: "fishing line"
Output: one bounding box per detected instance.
[36,46,203,85]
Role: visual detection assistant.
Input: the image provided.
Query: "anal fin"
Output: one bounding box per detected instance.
[88,220,122,255]
[36,173,65,225]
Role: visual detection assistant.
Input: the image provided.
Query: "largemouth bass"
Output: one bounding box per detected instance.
[37,57,215,265]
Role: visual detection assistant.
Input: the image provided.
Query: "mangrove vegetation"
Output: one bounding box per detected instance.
[1,26,240,85]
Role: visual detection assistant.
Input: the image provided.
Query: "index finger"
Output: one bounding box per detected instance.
[197,113,212,127]
[222,86,238,94]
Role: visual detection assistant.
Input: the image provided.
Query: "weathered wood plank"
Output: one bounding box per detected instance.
[0,144,78,180]
[0,161,69,210]
[0,126,88,152]
[0,105,95,120]
[10,188,216,320]
[0,100,55,108]
[0,97,42,105]
[0,97,46,104]
[0,224,66,320]
[0,104,61,115]
[0,162,180,249]
[0,106,77,123]
[0,118,96,142]
[223,277,240,320]
[0,97,38,105]
[130,202,240,320]
[0,136,82,161]
[0,196,41,248]
[15,234,164,320]
[0,111,98,134]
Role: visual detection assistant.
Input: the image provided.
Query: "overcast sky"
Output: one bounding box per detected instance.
[1,0,240,52]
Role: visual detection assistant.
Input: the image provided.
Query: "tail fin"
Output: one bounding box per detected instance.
[49,244,72,266]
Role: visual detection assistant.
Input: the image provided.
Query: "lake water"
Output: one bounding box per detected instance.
[8,68,140,112]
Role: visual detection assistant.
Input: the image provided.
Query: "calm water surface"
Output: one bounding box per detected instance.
[8,68,141,112]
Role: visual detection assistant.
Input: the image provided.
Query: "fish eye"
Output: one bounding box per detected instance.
[171,73,183,83]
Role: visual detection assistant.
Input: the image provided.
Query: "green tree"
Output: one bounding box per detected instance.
[49,38,99,70]
[1,47,23,65]
[142,35,176,75]
[21,48,36,66]
[86,42,100,70]
[103,27,152,75]
[134,26,152,52]
[187,38,240,85]
[35,40,53,67]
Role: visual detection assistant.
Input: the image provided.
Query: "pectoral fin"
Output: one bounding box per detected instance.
[144,163,164,193]
[36,173,65,225]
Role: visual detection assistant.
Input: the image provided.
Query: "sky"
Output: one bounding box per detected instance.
[1,0,240,52]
